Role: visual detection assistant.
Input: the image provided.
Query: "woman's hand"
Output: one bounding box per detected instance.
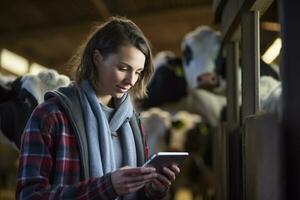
[111,166,157,196]
[150,164,180,192]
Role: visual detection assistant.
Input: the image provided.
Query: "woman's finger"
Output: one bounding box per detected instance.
[161,167,176,182]
[124,172,157,183]
[155,172,171,187]
[111,167,156,195]
[170,164,180,174]
[122,167,156,176]
[152,179,166,191]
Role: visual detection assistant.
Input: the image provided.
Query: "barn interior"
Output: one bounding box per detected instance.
[0,0,283,199]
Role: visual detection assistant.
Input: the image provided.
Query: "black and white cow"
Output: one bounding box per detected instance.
[140,51,187,109]
[0,69,70,148]
[181,26,221,91]
[163,111,215,200]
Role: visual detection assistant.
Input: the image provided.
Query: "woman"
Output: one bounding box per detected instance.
[16,16,180,199]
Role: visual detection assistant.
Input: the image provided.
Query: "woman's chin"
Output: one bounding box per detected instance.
[113,92,125,99]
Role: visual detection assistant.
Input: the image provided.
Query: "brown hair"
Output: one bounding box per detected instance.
[72,16,153,99]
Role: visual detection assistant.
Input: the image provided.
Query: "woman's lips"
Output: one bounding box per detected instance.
[116,85,128,93]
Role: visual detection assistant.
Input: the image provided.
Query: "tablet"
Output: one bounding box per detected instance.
[143,152,189,170]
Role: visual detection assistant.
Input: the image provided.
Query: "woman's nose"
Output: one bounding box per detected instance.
[125,72,136,86]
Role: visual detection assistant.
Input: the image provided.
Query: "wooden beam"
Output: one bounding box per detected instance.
[0,5,214,74]
[89,0,110,19]
[0,18,99,44]
[131,5,215,55]
[261,22,280,32]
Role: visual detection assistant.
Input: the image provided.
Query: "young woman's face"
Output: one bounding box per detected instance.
[94,45,145,101]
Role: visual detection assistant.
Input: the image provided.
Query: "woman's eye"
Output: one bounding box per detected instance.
[118,66,127,71]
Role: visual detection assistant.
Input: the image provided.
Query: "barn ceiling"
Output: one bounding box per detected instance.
[0,0,214,76]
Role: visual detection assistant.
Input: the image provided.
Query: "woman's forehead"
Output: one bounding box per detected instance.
[115,45,146,69]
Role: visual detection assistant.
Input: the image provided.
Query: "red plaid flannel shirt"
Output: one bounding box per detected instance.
[16,98,166,200]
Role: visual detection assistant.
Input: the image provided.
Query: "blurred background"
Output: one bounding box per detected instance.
[0,0,215,76]
[0,0,283,199]
[0,1,216,199]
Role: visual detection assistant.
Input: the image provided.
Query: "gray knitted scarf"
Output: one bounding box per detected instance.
[78,80,137,178]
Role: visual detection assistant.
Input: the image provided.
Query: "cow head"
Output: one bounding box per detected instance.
[181,26,221,90]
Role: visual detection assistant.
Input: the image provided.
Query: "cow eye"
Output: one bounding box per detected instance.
[183,45,192,66]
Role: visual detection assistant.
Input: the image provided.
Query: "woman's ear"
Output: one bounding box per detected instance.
[93,49,103,66]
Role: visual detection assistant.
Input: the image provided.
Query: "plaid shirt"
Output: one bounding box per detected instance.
[16,98,166,200]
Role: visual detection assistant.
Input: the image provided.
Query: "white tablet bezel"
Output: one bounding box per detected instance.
[142,152,189,170]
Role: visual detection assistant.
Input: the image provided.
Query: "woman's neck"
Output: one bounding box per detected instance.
[98,95,113,107]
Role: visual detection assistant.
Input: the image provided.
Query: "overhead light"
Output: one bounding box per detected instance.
[1,49,29,75]
[262,38,282,64]
[30,63,48,74]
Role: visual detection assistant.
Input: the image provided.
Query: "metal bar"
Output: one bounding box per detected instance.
[214,124,229,200]
[226,41,242,200]
[241,10,260,121]
[226,41,240,126]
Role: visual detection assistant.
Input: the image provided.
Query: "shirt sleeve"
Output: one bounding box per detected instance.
[16,102,118,200]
